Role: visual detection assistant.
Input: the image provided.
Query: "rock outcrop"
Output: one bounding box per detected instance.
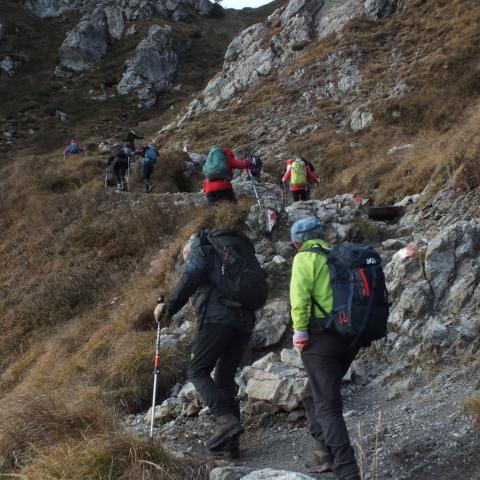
[27,0,214,18]
[117,25,178,109]
[58,9,108,73]
[185,0,399,115]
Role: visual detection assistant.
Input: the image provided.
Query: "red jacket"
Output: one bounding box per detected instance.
[282,159,319,191]
[203,147,250,193]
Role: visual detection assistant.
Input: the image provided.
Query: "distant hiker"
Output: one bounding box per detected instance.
[154,230,268,458]
[136,144,158,193]
[289,217,388,480]
[123,130,143,151]
[282,157,319,202]
[247,153,263,180]
[300,157,319,200]
[63,139,85,158]
[107,143,130,191]
[202,147,251,204]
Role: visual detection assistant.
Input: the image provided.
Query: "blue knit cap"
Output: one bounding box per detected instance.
[291,217,323,243]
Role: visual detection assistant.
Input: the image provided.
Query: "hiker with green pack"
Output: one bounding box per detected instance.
[282,157,319,202]
[202,147,251,204]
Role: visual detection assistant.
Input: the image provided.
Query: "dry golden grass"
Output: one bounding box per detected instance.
[21,433,210,480]
[0,389,210,479]
[464,396,480,425]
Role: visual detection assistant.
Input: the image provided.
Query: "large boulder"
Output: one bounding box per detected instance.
[251,299,290,349]
[58,9,108,72]
[117,25,177,109]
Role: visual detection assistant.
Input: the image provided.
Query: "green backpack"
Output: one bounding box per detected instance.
[203,147,229,181]
[291,159,307,187]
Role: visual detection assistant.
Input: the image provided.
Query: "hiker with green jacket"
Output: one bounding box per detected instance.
[290,217,361,480]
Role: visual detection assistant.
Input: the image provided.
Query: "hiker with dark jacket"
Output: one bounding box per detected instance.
[290,217,361,480]
[203,147,251,204]
[135,144,158,193]
[123,130,143,151]
[107,144,129,191]
[282,157,319,202]
[301,157,319,200]
[154,230,266,458]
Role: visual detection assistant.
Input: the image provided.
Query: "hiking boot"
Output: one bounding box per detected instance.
[206,414,244,452]
[147,184,155,193]
[207,434,241,460]
[305,439,334,474]
[225,434,240,459]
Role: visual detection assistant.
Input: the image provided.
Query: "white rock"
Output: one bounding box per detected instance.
[252,299,290,349]
[280,348,303,369]
[242,468,316,480]
[350,108,373,131]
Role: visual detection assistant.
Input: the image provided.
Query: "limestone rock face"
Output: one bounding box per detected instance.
[104,5,125,40]
[58,9,108,72]
[27,0,214,18]
[117,25,178,109]
[385,220,480,347]
[185,0,399,116]
[25,0,94,17]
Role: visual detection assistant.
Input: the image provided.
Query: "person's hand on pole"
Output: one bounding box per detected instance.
[154,295,167,323]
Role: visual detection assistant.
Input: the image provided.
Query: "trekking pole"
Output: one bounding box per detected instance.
[281,182,286,210]
[150,295,164,438]
[248,169,261,207]
[104,168,108,189]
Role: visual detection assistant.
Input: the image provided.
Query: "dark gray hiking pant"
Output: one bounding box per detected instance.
[301,326,360,480]
[188,323,250,418]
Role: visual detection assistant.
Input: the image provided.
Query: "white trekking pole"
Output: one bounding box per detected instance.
[248,169,261,207]
[150,295,164,438]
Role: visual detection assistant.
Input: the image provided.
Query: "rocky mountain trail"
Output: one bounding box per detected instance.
[118,180,480,479]
[125,342,480,480]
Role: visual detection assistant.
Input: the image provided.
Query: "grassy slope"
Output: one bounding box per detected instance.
[0,2,276,477]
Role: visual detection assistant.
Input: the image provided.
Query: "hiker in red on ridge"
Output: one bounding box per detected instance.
[202,147,251,205]
[282,157,319,202]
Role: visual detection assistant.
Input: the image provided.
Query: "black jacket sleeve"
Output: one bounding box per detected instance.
[107,155,115,166]
[165,244,211,316]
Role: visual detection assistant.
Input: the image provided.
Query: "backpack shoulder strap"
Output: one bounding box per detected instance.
[299,246,330,256]
[297,246,331,317]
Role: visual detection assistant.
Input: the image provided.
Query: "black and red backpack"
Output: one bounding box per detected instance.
[306,243,389,347]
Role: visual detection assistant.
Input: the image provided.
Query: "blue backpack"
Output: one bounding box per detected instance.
[144,146,157,164]
[306,243,389,347]
[69,143,80,154]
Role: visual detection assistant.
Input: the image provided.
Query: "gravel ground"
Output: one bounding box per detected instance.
[126,358,480,479]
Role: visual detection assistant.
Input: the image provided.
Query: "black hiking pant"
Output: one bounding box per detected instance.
[113,159,128,185]
[292,189,308,202]
[188,323,250,418]
[141,160,154,187]
[301,325,360,480]
[206,188,237,205]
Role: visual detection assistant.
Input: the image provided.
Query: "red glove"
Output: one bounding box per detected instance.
[293,330,309,352]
